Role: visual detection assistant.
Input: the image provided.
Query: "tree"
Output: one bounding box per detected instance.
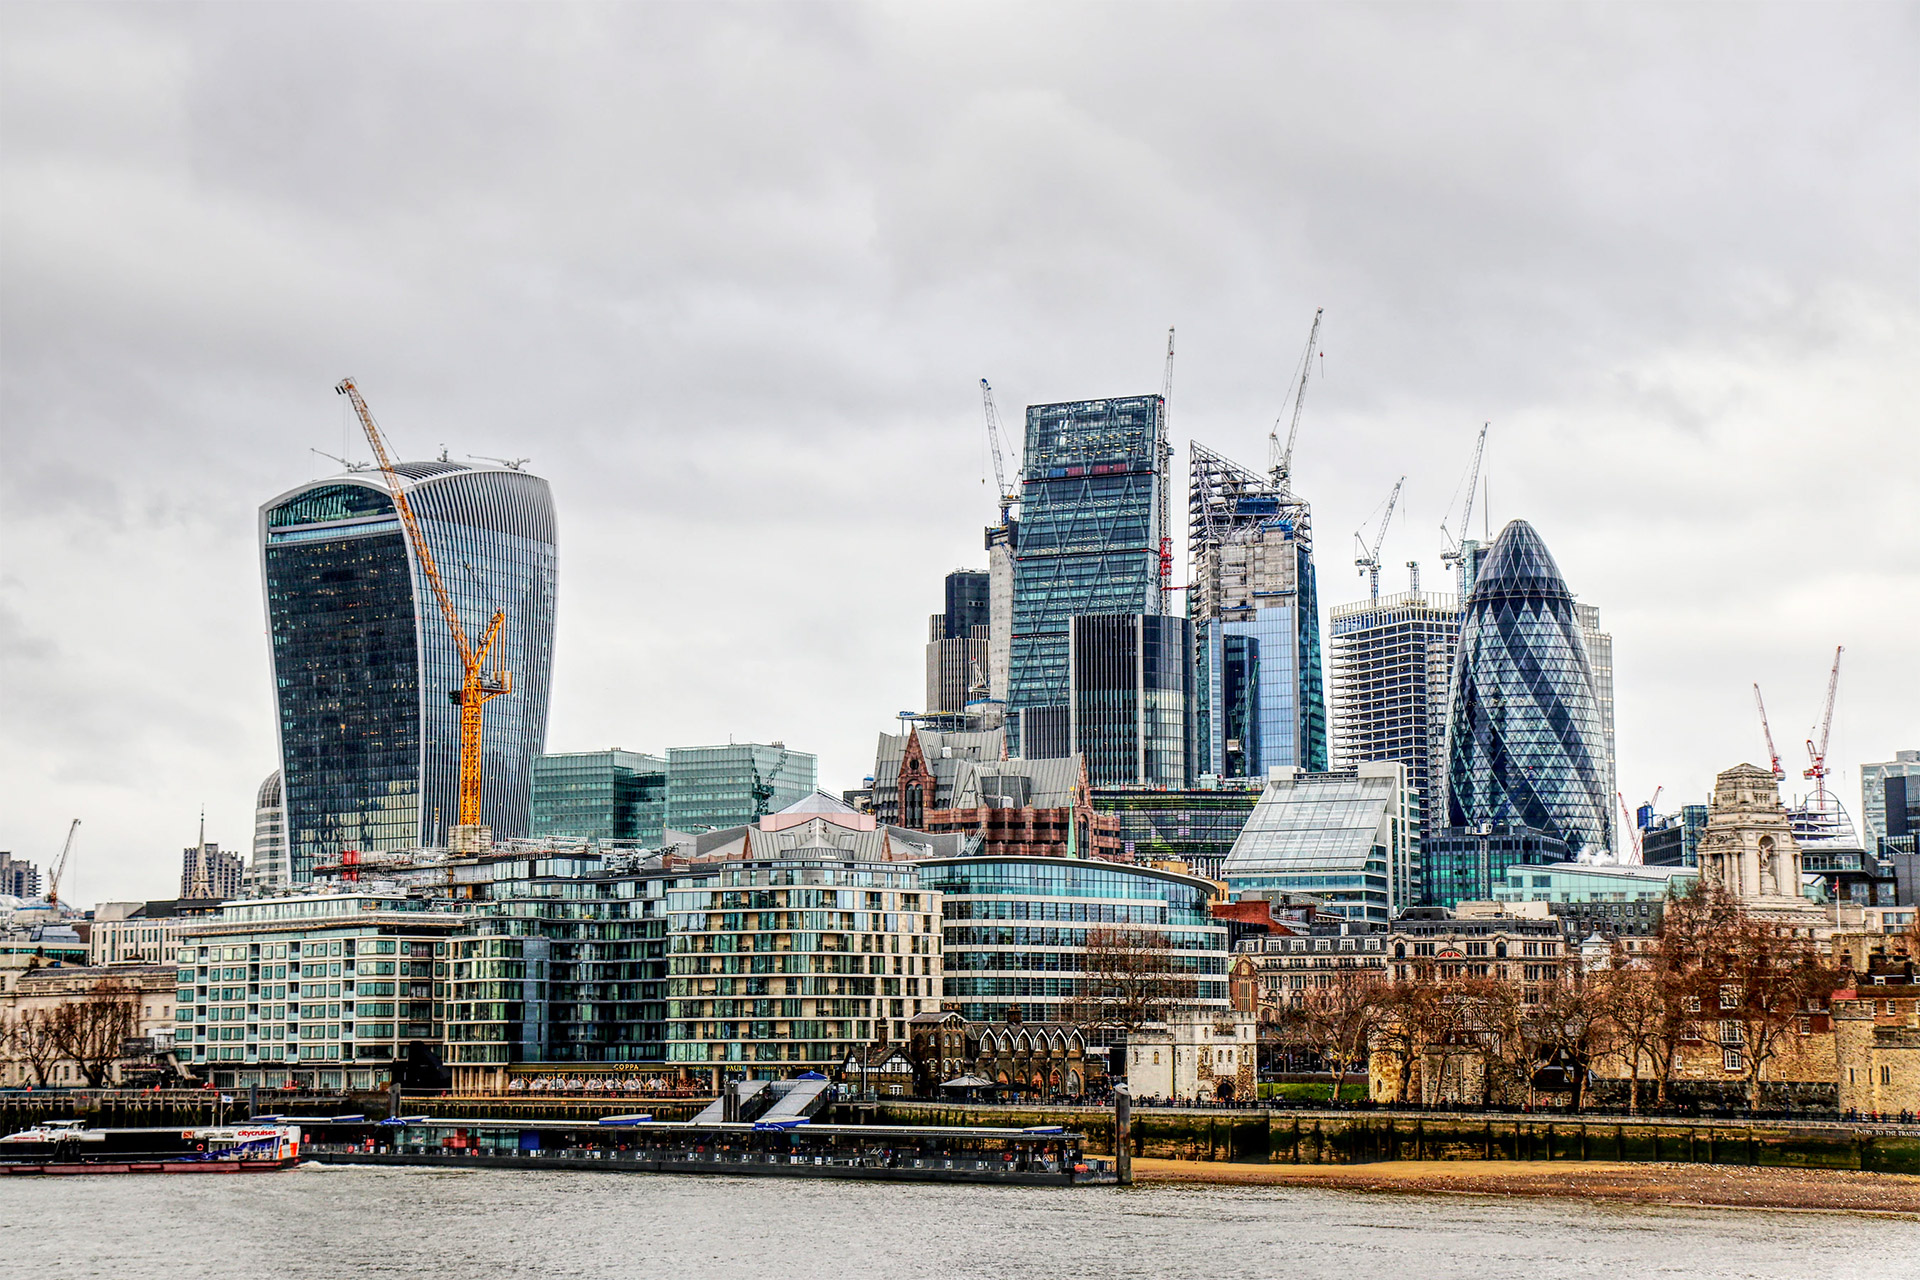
[4,1009,65,1088]
[1527,963,1611,1111]
[49,979,140,1088]
[1701,912,1841,1109]
[1478,977,1545,1109]
[1274,969,1383,1103]
[1066,927,1188,1034]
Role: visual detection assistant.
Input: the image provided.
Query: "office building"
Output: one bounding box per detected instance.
[664,743,816,833]
[1641,804,1709,867]
[919,855,1228,1027]
[1489,861,1695,939]
[181,842,245,902]
[1092,781,1265,882]
[1434,519,1609,905]
[248,770,290,892]
[1069,613,1193,788]
[1221,762,1416,924]
[901,744,1123,860]
[173,891,470,1090]
[531,749,667,845]
[942,569,990,638]
[1188,443,1328,778]
[1574,602,1618,853]
[1864,751,1920,851]
[0,852,40,901]
[260,462,557,878]
[1008,396,1168,756]
[925,569,992,715]
[1328,587,1462,868]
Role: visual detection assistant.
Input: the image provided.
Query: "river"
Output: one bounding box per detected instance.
[4,1164,1913,1279]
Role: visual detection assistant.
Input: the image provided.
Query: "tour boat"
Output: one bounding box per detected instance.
[0,1119,302,1174]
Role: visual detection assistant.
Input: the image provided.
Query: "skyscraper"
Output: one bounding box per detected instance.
[1008,395,1168,756]
[1863,751,1920,851]
[260,462,557,879]
[1068,613,1193,787]
[1329,585,1462,895]
[1188,443,1327,777]
[1429,519,1609,905]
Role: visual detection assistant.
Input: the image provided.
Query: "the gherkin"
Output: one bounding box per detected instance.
[1445,519,1609,858]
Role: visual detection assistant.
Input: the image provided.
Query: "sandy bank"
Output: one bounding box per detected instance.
[1131,1157,1920,1215]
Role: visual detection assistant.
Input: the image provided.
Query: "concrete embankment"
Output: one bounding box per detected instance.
[851,1102,1920,1176]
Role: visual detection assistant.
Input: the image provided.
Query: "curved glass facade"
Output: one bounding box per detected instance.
[1444,519,1608,860]
[261,466,556,878]
[918,856,1227,1025]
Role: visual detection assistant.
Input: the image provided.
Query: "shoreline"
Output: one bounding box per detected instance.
[1131,1157,1920,1215]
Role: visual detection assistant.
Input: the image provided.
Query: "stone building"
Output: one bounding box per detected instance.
[966,1020,1100,1099]
[1833,979,1920,1117]
[1126,1010,1259,1102]
[0,963,177,1087]
[1695,764,1829,930]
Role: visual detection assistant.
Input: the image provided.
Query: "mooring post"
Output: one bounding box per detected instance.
[1114,1085,1133,1185]
[388,1081,402,1123]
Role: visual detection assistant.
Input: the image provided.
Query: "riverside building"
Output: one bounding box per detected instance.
[172,891,469,1090]
[259,461,558,878]
[919,855,1228,1027]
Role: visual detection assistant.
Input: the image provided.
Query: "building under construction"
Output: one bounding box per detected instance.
[1187,442,1327,777]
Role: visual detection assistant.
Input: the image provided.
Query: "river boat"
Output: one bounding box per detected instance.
[0,1119,302,1175]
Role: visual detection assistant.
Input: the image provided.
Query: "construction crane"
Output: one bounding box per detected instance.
[310,447,371,473]
[1752,684,1785,781]
[1615,793,1642,865]
[1352,476,1405,603]
[1440,423,1489,575]
[979,379,1019,527]
[336,378,511,845]
[1269,308,1324,494]
[1804,645,1845,793]
[1158,327,1176,603]
[45,819,79,909]
[469,454,530,471]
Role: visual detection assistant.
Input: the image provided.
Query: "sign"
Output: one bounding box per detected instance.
[121,1037,155,1058]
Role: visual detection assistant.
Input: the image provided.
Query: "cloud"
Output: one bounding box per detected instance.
[2,2,1915,897]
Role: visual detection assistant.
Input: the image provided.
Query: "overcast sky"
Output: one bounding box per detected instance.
[2,3,1915,904]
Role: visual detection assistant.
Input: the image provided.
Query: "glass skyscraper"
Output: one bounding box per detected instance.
[1069,613,1193,787]
[1433,519,1608,902]
[1008,396,1167,755]
[663,744,817,833]
[531,749,666,845]
[260,463,557,879]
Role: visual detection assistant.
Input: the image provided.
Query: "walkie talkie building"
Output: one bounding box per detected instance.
[259,462,557,880]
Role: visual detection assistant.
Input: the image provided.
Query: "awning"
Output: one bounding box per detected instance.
[937,1075,995,1089]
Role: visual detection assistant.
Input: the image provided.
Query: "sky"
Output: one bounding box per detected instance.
[2,2,1915,905]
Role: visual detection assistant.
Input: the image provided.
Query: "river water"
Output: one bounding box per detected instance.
[5,1165,1913,1279]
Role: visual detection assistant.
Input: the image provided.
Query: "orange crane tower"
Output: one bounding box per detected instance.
[335,378,510,850]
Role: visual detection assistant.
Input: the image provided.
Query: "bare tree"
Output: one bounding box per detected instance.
[1066,927,1188,1033]
[1700,912,1841,1109]
[5,1009,66,1088]
[50,979,141,1088]
[1527,963,1612,1111]
[1477,977,1544,1109]
[1273,969,1383,1102]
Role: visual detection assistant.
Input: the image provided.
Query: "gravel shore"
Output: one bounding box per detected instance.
[1132,1157,1920,1214]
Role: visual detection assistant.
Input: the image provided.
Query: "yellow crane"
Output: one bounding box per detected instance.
[46,819,79,909]
[335,378,511,850]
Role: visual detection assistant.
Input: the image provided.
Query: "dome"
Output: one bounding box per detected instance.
[1468,519,1572,603]
[256,769,282,811]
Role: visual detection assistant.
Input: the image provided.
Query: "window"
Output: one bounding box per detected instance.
[1798,1017,1811,1035]
[1683,995,1702,1013]
[1723,1049,1744,1073]
[1883,1066,1894,1086]
[1720,985,1740,1010]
